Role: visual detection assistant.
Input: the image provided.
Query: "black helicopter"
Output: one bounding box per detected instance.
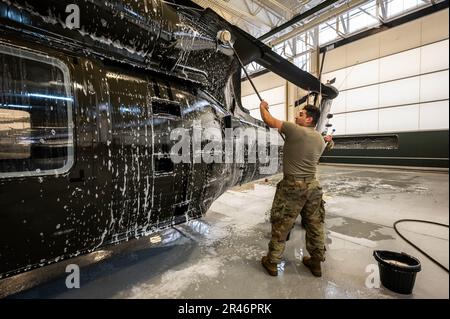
[0,0,338,278]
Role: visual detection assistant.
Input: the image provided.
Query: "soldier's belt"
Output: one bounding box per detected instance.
[283,175,316,183]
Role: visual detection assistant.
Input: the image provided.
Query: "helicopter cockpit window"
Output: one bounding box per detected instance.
[0,44,74,178]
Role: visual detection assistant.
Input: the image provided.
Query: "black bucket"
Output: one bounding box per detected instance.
[373,250,421,294]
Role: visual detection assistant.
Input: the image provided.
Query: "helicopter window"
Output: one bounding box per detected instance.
[151,98,181,118]
[0,44,74,179]
[154,156,174,174]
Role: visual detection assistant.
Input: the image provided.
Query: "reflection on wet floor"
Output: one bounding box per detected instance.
[326,215,395,241]
[1,165,448,299]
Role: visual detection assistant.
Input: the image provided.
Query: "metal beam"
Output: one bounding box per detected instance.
[258,0,292,18]
[268,0,368,47]
[358,6,379,21]
[325,21,346,38]
[339,14,349,33]
[377,0,387,20]
[318,0,450,52]
[243,0,262,16]
[258,0,342,40]
[193,0,269,31]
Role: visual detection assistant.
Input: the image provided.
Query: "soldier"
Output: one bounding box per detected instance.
[259,101,331,277]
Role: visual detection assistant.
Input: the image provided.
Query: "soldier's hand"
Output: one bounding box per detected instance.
[260,100,269,111]
[324,135,333,143]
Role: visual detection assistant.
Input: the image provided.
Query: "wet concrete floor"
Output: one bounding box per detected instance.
[1,165,448,299]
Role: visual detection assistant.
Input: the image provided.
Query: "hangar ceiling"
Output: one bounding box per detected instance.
[192,1,442,42]
[192,0,444,75]
[192,0,328,37]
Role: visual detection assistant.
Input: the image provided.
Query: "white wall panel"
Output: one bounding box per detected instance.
[380,48,421,82]
[242,86,285,111]
[330,114,346,136]
[318,15,449,136]
[346,60,379,89]
[248,102,285,121]
[346,85,379,111]
[261,86,285,105]
[242,94,258,111]
[379,105,420,132]
[270,103,286,121]
[421,39,449,73]
[379,77,420,107]
[420,70,449,102]
[346,110,379,134]
[330,91,347,114]
[323,68,347,91]
[419,100,449,130]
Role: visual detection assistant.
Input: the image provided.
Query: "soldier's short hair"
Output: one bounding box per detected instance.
[303,104,321,126]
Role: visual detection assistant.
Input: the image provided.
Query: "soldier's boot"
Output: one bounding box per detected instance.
[302,256,322,277]
[261,256,278,276]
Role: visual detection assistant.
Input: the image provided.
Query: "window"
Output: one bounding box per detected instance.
[319,19,339,46]
[294,53,311,72]
[348,5,378,34]
[0,44,74,178]
[386,0,423,19]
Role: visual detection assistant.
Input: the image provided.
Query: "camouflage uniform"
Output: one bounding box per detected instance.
[268,174,326,264]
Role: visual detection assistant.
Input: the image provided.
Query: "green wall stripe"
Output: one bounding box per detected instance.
[321,130,449,168]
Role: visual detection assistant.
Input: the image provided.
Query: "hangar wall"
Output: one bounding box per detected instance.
[241,72,287,122]
[321,8,449,168]
[242,7,449,168]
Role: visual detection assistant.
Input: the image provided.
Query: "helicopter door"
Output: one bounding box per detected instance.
[148,80,192,227]
[105,69,152,240]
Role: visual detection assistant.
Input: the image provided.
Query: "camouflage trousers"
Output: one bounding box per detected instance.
[267,176,326,264]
